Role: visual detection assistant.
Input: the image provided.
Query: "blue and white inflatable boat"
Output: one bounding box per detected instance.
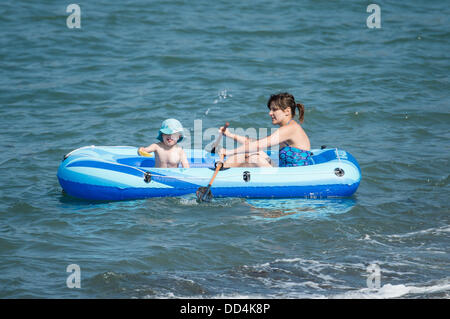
[57,146,361,201]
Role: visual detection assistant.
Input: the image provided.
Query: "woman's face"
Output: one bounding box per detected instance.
[162,133,180,146]
[268,103,291,125]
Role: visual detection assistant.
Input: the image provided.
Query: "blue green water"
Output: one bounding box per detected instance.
[1,0,449,298]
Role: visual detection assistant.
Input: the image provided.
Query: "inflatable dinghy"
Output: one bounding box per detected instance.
[57,146,361,201]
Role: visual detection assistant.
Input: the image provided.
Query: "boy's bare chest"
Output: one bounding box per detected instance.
[156,148,181,166]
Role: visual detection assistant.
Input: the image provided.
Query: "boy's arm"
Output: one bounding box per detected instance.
[180,148,190,168]
[139,143,158,154]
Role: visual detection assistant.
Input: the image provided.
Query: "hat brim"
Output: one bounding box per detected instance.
[157,128,184,143]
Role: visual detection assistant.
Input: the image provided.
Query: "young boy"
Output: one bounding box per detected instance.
[138,119,190,168]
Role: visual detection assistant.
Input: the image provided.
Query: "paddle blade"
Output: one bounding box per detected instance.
[138,149,153,157]
[196,186,213,203]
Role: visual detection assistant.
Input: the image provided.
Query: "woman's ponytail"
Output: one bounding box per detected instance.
[296,102,305,123]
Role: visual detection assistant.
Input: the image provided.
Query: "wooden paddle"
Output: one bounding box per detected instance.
[196,153,225,202]
[210,122,229,154]
[196,122,229,202]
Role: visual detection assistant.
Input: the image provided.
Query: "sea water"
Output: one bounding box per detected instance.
[0,0,448,298]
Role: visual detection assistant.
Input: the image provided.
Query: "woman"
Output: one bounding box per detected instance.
[219,93,311,167]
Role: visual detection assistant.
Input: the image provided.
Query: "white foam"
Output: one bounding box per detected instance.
[176,196,242,208]
[273,257,304,264]
[177,197,199,206]
[143,281,450,299]
[388,225,450,239]
[334,282,450,299]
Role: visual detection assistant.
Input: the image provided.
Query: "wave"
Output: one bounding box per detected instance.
[387,225,450,239]
[333,281,450,299]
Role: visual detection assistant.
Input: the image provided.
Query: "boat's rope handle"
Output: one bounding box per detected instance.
[335,148,341,162]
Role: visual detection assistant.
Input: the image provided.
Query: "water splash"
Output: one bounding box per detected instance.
[213,89,232,104]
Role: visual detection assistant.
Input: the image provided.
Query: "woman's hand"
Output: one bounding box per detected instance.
[218,148,228,158]
[219,126,231,137]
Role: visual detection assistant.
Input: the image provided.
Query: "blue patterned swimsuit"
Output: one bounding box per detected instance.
[279,143,312,167]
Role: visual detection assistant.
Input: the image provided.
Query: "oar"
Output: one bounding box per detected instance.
[210,122,229,154]
[196,122,229,202]
[196,152,225,202]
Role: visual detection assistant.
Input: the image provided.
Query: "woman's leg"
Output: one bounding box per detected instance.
[246,152,273,167]
[223,152,272,168]
[223,153,247,168]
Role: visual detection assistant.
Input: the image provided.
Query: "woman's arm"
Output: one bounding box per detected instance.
[222,127,290,156]
[221,127,254,145]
